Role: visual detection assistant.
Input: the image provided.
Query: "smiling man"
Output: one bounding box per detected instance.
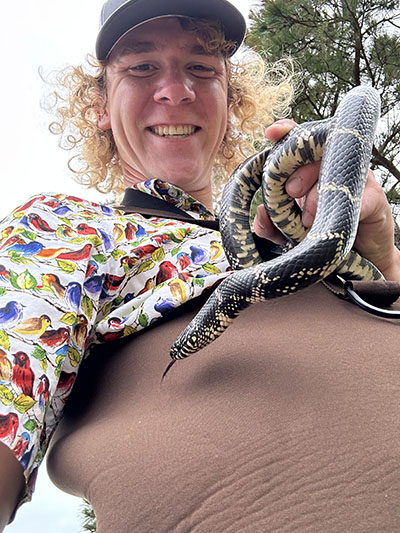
[1,0,400,530]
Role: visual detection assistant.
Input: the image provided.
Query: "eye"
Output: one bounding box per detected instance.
[128,63,158,76]
[188,64,216,78]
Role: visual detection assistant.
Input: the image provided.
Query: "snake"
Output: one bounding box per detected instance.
[166,85,382,370]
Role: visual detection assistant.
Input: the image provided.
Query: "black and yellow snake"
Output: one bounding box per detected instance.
[168,85,382,365]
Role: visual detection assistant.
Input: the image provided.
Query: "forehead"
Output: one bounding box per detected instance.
[109,17,217,60]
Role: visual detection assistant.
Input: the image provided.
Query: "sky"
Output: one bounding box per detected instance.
[2,1,260,532]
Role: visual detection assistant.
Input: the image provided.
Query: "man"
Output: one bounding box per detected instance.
[1,0,399,530]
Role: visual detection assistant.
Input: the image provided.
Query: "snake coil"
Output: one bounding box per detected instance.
[169,86,382,363]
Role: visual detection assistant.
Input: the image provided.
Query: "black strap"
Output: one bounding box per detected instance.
[117,188,400,316]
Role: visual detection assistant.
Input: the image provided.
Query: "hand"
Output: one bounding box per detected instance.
[253,119,400,282]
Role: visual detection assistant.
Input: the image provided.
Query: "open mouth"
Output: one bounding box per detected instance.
[149,125,199,138]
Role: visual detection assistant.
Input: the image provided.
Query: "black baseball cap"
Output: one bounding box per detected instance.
[96,0,247,60]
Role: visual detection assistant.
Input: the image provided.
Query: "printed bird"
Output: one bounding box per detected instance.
[210,240,224,260]
[83,274,105,297]
[55,371,76,402]
[1,226,14,241]
[0,301,24,328]
[0,413,19,446]
[27,213,56,233]
[12,351,35,397]
[120,255,139,273]
[131,244,159,258]
[72,314,88,347]
[85,260,98,279]
[136,277,155,297]
[56,244,92,261]
[20,446,34,470]
[113,224,125,243]
[64,282,82,310]
[103,273,126,292]
[101,205,114,216]
[0,264,10,282]
[13,314,51,336]
[155,261,179,285]
[35,246,70,259]
[98,228,113,252]
[125,222,137,241]
[13,431,30,458]
[136,224,147,238]
[41,273,66,298]
[154,297,176,316]
[53,205,73,216]
[152,233,170,245]
[56,224,77,240]
[190,245,207,264]
[177,252,191,270]
[38,327,70,350]
[0,349,12,383]
[7,241,44,257]
[76,223,98,236]
[13,195,46,214]
[0,235,26,251]
[36,375,50,410]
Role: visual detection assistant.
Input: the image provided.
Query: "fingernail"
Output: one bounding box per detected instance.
[287,177,303,196]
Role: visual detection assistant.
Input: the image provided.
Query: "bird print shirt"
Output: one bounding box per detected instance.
[0,179,231,509]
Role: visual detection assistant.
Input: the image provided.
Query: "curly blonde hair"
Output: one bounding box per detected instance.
[47,17,296,198]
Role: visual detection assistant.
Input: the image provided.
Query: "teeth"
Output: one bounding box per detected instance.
[152,125,196,137]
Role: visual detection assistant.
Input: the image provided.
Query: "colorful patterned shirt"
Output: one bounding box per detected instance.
[0,179,231,506]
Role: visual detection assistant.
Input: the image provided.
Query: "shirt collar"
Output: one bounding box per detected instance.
[129,179,215,220]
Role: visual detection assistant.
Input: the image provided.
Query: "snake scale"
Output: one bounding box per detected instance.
[167,85,382,368]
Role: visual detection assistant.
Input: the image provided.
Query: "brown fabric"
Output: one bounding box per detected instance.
[47,284,400,533]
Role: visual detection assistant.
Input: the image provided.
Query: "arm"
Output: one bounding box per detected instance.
[253,119,400,282]
[0,442,24,531]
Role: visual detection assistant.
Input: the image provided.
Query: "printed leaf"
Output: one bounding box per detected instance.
[0,288,7,297]
[111,249,126,260]
[40,358,48,372]
[23,419,37,432]
[16,270,37,290]
[60,312,78,326]
[57,259,77,274]
[93,253,107,264]
[202,263,221,275]
[169,228,188,243]
[152,247,165,262]
[31,346,46,361]
[82,295,94,319]
[19,229,36,241]
[192,278,205,287]
[59,217,73,227]
[138,313,149,327]
[0,385,14,406]
[14,394,36,414]
[10,254,32,265]
[9,270,20,289]
[87,235,103,248]
[0,330,10,351]
[123,325,136,337]
[136,259,154,275]
[171,247,181,257]
[68,346,81,367]
[68,237,85,245]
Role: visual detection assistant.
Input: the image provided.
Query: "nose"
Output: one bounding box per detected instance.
[153,68,196,105]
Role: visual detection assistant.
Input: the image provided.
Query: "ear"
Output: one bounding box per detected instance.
[95,99,111,130]
[97,108,111,131]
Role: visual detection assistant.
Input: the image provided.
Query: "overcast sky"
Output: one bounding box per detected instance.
[2,2,260,532]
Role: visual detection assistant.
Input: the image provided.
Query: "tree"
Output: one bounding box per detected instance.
[246,0,400,209]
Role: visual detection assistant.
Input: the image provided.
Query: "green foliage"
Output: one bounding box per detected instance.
[81,499,97,532]
[247,0,400,195]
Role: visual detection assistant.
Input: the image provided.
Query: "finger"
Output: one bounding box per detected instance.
[286,161,321,198]
[264,119,297,143]
[253,204,284,245]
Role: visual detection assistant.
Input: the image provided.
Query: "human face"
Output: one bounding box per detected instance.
[99,17,229,208]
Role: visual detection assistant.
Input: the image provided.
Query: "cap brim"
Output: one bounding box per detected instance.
[96,0,246,60]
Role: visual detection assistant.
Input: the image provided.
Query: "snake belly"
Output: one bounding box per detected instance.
[170,86,383,361]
